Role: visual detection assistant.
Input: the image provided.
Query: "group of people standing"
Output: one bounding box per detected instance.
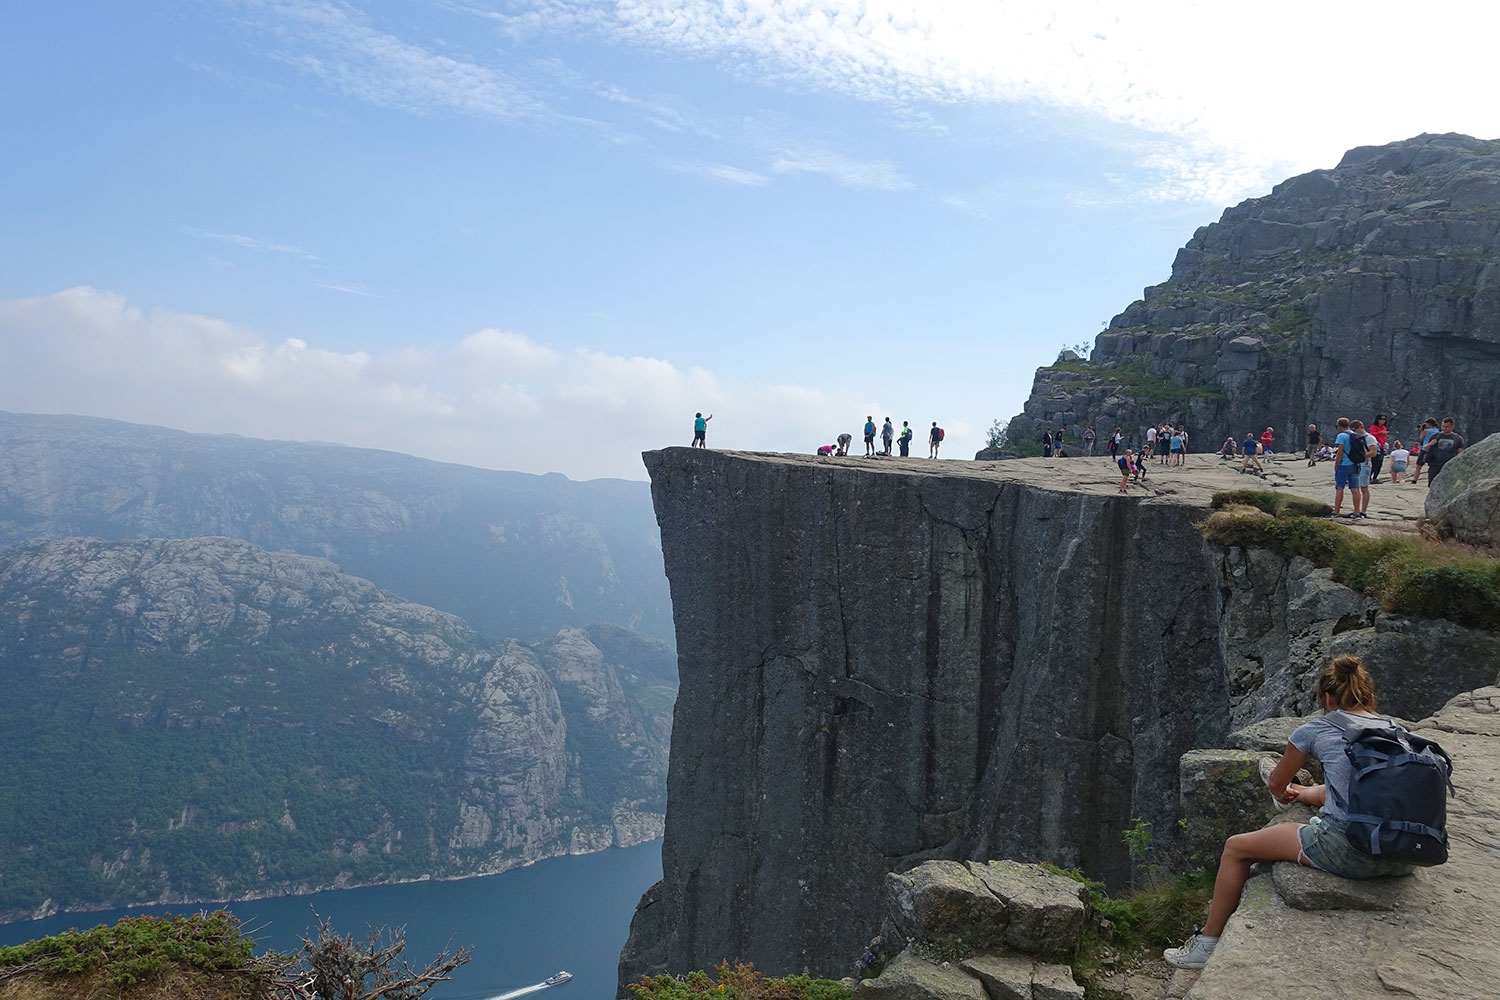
[819,417,944,459]
[1326,414,1465,518]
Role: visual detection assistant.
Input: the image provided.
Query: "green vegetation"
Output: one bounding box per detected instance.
[627,963,850,1000]
[1202,494,1500,631]
[1040,864,1213,999]
[1209,489,1331,519]
[1267,304,1314,336]
[1103,361,1223,408]
[0,911,469,1000]
[0,912,267,994]
[1000,415,1043,458]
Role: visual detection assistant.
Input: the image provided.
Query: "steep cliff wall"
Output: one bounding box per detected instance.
[626,449,1235,982]
[622,448,1499,988]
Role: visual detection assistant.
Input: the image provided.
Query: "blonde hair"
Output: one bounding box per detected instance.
[1316,654,1377,711]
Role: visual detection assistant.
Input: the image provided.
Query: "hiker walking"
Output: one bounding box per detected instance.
[1083,427,1095,457]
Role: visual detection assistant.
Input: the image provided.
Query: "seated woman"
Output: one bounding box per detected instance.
[1164,655,1414,969]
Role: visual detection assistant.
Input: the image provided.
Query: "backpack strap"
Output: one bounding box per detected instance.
[1341,813,1448,856]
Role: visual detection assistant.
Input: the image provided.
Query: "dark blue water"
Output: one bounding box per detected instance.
[0,840,662,1000]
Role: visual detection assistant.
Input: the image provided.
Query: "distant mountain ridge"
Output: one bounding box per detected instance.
[1008,133,1500,449]
[0,536,673,922]
[0,411,672,645]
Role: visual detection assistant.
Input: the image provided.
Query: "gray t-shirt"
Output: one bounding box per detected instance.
[1289,710,1401,821]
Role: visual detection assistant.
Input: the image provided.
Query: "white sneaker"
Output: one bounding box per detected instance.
[1164,932,1218,969]
[1259,757,1292,811]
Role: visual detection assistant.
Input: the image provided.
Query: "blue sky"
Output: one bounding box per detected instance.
[4,1,1498,480]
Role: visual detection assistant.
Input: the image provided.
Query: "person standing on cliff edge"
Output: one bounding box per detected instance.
[898,421,913,457]
[691,412,712,448]
[881,417,894,456]
[929,422,942,458]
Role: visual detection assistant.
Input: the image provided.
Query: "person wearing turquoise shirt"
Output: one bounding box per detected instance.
[692,412,713,448]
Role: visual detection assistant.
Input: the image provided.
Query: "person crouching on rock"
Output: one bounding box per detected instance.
[1165,655,1415,969]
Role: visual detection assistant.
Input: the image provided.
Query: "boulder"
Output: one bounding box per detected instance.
[886,861,1009,951]
[966,861,1089,955]
[1177,750,1279,865]
[886,860,1088,957]
[854,951,987,1000]
[959,954,1033,1000]
[1270,861,1410,912]
[1424,431,1500,549]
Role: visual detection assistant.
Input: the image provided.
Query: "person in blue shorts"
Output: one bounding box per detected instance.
[1330,417,1354,516]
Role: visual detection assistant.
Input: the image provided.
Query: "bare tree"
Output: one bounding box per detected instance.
[293,912,472,1000]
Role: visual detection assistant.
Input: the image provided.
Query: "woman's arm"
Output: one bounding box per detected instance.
[1267,743,1310,804]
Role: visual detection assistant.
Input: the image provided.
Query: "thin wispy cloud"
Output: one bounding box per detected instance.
[226,0,549,122]
[772,150,911,191]
[187,227,322,262]
[316,281,382,297]
[660,158,769,186]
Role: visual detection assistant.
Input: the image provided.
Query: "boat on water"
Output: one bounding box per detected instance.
[544,971,573,987]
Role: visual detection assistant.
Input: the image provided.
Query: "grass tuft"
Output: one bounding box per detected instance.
[1200,500,1500,631]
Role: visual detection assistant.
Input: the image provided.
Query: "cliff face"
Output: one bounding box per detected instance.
[626,449,1232,981]
[622,448,1499,987]
[1013,133,1500,449]
[0,537,674,922]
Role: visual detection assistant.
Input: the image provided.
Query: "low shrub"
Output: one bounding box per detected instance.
[0,911,259,988]
[628,963,850,1000]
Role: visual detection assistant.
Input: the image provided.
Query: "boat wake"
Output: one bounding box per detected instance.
[487,985,549,1000]
[484,972,572,1000]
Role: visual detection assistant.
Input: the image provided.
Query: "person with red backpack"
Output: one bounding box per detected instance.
[929,422,943,458]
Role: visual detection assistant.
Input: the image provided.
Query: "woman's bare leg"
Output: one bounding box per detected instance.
[1202,823,1305,936]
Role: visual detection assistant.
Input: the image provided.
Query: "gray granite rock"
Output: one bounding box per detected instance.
[1425,431,1500,549]
[888,862,1010,951]
[959,954,1033,1000]
[967,861,1089,955]
[1006,134,1500,460]
[1270,862,1410,912]
[854,952,987,1000]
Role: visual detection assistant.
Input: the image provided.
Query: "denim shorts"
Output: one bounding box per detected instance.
[1298,816,1415,879]
[1334,464,1353,489]
[1357,464,1372,488]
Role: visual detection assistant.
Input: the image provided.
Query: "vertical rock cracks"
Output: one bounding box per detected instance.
[625,449,1238,987]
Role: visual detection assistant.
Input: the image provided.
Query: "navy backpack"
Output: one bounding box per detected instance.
[1327,714,1455,866]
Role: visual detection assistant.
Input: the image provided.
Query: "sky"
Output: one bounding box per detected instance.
[4,2,1500,481]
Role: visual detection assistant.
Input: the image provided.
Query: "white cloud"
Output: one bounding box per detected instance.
[0,287,871,481]
[453,328,561,375]
[489,0,1500,203]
